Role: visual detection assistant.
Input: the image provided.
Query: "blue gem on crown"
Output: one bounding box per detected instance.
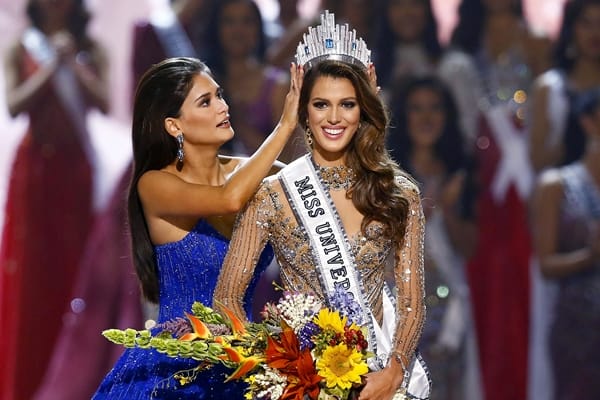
[295,10,371,69]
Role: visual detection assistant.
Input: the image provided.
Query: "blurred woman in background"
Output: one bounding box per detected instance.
[0,0,108,398]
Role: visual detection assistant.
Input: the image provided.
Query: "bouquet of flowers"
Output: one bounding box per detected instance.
[103,288,373,400]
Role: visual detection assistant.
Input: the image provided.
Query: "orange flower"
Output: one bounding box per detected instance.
[215,301,246,336]
[179,313,211,341]
[266,325,301,374]
[221,346,264,382]
[280,351,322,400]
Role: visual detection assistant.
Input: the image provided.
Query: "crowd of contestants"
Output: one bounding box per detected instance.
[0,0,599,399]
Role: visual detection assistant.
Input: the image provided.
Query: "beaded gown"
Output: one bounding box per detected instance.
[549,162,600,398]
[215,163,426,377]
[93,219,273,399]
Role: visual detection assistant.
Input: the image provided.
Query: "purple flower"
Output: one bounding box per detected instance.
[298,321,320,350]
[329,286,366,326]
[155,317,192,338]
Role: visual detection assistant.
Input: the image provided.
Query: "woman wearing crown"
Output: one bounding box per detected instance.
[215,11,430,400]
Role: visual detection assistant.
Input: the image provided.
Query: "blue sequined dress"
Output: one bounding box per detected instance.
[93,219,273,399]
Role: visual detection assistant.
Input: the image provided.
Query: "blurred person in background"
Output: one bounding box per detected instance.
[527,2,600,398]
[372,0,444,95]
[265,0,319,69]
[0,0,109,399]
[131,0,215,98]
[388,75,482,400]
[529,0,600,172]
[436,1,552,399]
[203,0,292,159]
[530,87,600,400]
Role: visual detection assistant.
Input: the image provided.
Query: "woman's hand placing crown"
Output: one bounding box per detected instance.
[367,63,381,94]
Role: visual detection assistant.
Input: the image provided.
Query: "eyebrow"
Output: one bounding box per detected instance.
[194,92,211,104]
[311,96,357,102]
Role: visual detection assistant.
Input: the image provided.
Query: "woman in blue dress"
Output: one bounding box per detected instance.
[93,57,303,399]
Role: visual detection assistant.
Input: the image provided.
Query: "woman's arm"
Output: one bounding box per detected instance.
[71,39,110,113]
[213,184,272,321]
[359,179,426,399]
[532,170,599,279]
[440,170,477,259]
[4,42,56,117]
[529,80,563,172]
[389,180,427,374]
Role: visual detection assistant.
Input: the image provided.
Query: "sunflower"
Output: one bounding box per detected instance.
[313,308,347,334]
[316,343,369,389]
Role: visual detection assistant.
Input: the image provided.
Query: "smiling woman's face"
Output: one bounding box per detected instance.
[307,75,361,164]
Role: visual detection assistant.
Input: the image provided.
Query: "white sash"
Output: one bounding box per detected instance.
[485,103,534,202]
[149,1,196,58]
[279,155,431,399]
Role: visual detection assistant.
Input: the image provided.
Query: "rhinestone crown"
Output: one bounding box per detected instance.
[295,10,371,69]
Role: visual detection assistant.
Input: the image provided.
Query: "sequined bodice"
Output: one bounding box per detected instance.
[215,170,426,362]
[154,219,272,322]
[558,163,600,253]
[258,181,393,320]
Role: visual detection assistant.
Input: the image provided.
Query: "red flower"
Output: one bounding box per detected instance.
[266,323,322,400]
[280,351,322,400]
[266,325,301,374]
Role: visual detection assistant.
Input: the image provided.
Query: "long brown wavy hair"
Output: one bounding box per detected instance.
[298,60,413,245]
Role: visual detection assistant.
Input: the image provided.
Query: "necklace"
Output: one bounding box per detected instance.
[317,164,356,191]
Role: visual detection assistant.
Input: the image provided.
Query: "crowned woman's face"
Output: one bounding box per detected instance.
[306,75,361,165]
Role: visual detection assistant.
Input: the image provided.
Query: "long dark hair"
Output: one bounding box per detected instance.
[129,57,211,303]
[388,75,477,220]
[450,0,523,54]
[27,0,91,47]
[298,60,412,245]
[388,76,466,175]
[554,0,600,71]
[203,0,267,80]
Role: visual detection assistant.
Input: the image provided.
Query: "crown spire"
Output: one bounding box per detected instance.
[295,10,371,69]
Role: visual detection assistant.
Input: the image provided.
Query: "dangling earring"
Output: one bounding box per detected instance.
[305,126,314,146]
[176,132,184,168]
